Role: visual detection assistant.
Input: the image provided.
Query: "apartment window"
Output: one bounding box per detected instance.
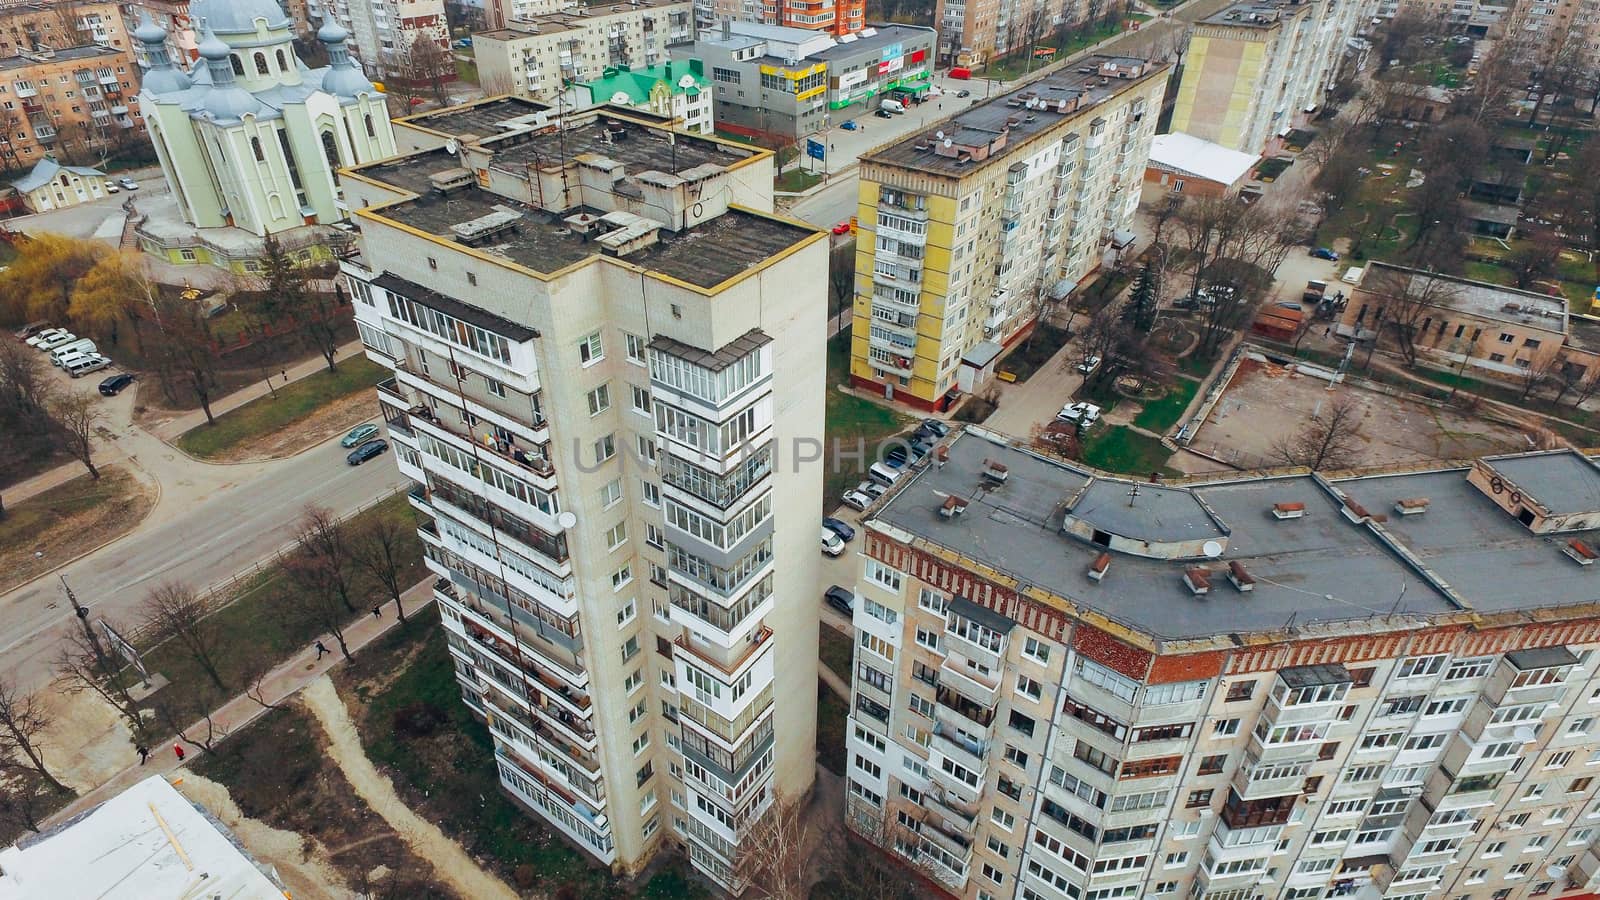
[605,522,627,550]
[586,384,611,415]
[1165,851,1189,867]
[864,559,904,592]
[1446,656,1495,680]
[641,481,660,507]
[1073,657,1139,702]
[908,694,933,717]
[1017,674,1042,701]
[611,563,633,591]
[1022,636,1050,664]
[1506,813,1532,828]
[625,332,646,362]
[917,589,948,615]
[985,835,1010,859]
[914,627,940,652]
[1187,789,1213,808]
[858,632,894,662]
[1172,819,1201,839]
[1072,740,1117,776]
[1550,751,1576,768]
[991,807,1015,830]
[579,331,603,364]
[1572,776,1595,793]
[1198,754,1227,775]
[1144,680,1206,705]
[630,385,651,414]
[1404,733,1448,752]
[1425,697,1470,717]
[854,754,881,779]
[1360,730,1404,751]
[617,599,636,627]
[1004,745,1029,769]
[1213,718,1240,736]
[600,478,623,507]
[1350,667,1375,687]
[1396,655,1446,679]
[1226,680,1255,702]
[1009,710,1036,738]
[595,434,617,463]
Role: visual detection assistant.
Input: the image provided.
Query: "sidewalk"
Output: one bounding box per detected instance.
[0,339,368,508]
[47,579,436,826]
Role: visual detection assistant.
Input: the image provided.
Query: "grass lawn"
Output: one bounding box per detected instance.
[820,624,853,682]
[824,331,915,505]
[334,611,645,899]
[134,491,422,727]
[775,168,823,192]
[454,56,479,84]
[1255,157,1293,180]
[175,356,387,459]
[0,467,154,597]
[1131,377,1200,434]
[817,682,848,776]
[1080,425,1175,477]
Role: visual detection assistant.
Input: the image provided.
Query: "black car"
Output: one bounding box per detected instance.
[874,108,894,118]
[346,438,389,465]
[822,517,856,542]
[824,585,854,616]
[98,372,134,396]
[920,418,950,438]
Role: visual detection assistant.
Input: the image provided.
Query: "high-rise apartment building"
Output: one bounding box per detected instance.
[319,0,449,79]
[1170,0,1362,158]
[935,0,1081,69]
[340,97,825,892]
[850,55,1167,412]
[843,429,1600,900]
[472,0,694,101]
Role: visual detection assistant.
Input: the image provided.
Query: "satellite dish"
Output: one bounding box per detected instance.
[1515,725,1537,743]
[935,129,945,139]
[679,74,696,88]
[611,91,631,104]
[444,138,458,155]
[557,511,578,529]
[1202,540,1223,558]
[1548,865,1568,878]
[943,138,952,148]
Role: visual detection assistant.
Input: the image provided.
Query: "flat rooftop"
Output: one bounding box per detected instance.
[482,0,685,36]
[1200,0,1306,26]
[1480,450,1600,517]
[482,116,760,175]
[378,185,810,287]
[1360,262,1566,332]
[870,432,1600,643]
[809,24,934,61]
[863,56,1165,177]
[399,96,555,140]
[0,44,121,70]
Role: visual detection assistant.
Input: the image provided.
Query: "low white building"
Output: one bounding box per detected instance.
[10,156,110,212]
[0,776,288,899]
[1143,131,1260,199]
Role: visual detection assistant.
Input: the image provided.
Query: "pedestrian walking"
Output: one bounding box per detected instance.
[173,744,186,762]
[372,604,382,619]
[314,639,330,660]
[136,744,149,765]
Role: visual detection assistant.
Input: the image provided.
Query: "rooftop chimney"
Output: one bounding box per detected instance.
[1564,539,1598,566]
[940,495,967,518]
[1183,567,1211,596]
[1394,497,1430,516]
[1271,501,1305,520]
[1227,561,1255,592]
[1088,552,1111,582]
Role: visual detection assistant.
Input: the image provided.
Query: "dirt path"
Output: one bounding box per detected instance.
[300,676,520,900]
[174,773,347,900]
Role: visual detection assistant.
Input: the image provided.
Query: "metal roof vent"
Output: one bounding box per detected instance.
[1271,501,1305,520]
[1183,567,1211,596]
[1564,539,1598,566]
[1227,561,1255,592]
[1088,552,1111,582]
[451,208,523,245]
[940,495,967,518]
[982,459,1008,483]
[1394,497,1429,516]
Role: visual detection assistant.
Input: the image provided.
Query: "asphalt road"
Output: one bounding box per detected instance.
[0,440,405,693]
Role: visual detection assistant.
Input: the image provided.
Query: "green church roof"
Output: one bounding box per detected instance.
[579,60,708,106]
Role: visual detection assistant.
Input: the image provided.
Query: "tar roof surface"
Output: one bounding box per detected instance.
[809,24,933,61]
[1200,0,1302,25]
[873,434,1453,641]
[1482,450,1600,516]
[863,57,1163,176]
[483,118,759,174]
[351,147,460,196]
[1334,468,1600,615]
[1363,262,1565,328]
[0,44,119,69]
[1069,480,1226,543]
[402,96,553,138]
[376,185,811,287]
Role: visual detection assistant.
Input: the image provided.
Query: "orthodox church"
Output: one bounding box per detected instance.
[135,0,395,239]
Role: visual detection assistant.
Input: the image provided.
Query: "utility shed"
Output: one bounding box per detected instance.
[0,775,289,899]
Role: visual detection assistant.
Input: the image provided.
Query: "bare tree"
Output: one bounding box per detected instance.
[0,338,52,416]
[291,507,357,613]
[348,514,413,623]
[732,793,809,900]
[1077,305,1122,385]
[151,688,228,756]
[392,32,454,107]
[0,678,68,794]
[813,824,921,900]
[829,242,856,320]
[140,582,227,692]
[0,771,55,836]
[47,390,101,480]
[1454,35,1530,126]
[1365,266,1459,367]
[1506,229,1563,289]
[284,551,355,659]
[53,626,148,743]
[1270,398,1362,470]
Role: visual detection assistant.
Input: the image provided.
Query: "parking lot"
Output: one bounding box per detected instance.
[1186,357,1531,470]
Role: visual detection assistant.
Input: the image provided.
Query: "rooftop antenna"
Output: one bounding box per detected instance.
[1389,581,1408,617]
[1126,482,1140,507]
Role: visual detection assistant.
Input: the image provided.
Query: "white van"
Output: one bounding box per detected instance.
[65,354,111,378]
[51,338,96,366]
[868,462,902,487]
[880,99,906,114]
[54,349,94,370]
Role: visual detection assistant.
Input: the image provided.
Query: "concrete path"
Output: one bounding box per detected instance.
[818,660,850,701]
[985,338,1089,436]
[45,583,435,822]
[301,676,520,900]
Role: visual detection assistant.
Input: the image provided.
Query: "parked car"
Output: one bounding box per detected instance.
[13,321,50,339]
[1174,292,1217,310]
[346,438,389,465]
[1057,402,1102,425]
[1076,355,1101,375]
[841,489,874,511]
[51,338,97,366]
[832,221,852,235]
[33,331,78,351]
[821,527,846,557]
[956,89,971,98]
[868,462,902,486]
[66,354,111,377]
[25,328,69,349]
[98,372,135,396]
[1311,246,1339,260]
[858,480,888,499]
[874,109,894,119]
[822,517,856,542]
[117,177,138,190]
[919,418,950,438]
[340,422,381,447]
[103,180,118,194]
[824,585,854,616]
[839,120,858,131]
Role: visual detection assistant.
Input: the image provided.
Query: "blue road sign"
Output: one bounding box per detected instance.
[806,139,826,161]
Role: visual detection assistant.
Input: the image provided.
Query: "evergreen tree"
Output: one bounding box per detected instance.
[1124,262,1159,333]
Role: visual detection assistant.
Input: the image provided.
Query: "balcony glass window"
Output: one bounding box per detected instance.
[1047,766,1106,808]
[387,291,512,363]
[1274,681,1348,706]
[1073,657,1139,702]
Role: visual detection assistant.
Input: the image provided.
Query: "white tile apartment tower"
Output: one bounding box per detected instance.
[338,99,825,891]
